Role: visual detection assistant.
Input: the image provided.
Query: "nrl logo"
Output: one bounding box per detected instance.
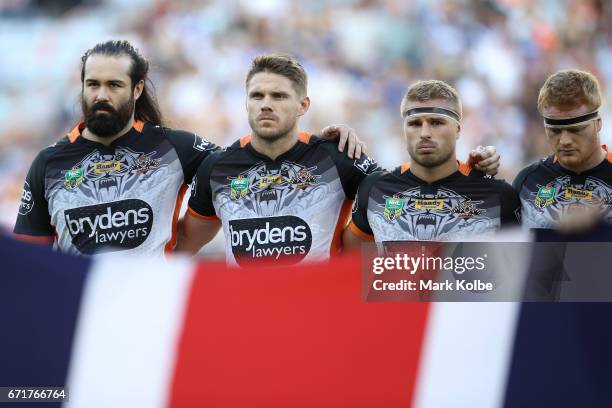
[64,168,84,189]
[384,195,405,221]
[452,200,485,220]
[288,168,320,189]
[230,176,250,200]
[535,185,556,208]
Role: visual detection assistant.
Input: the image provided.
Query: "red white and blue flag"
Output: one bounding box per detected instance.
[1,233,611,407]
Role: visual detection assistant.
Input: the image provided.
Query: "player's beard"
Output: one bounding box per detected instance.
[410,144,455,168]
[249,116,296,144]
[82,94,135,138]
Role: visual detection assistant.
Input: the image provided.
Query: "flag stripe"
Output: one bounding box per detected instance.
[64,255,195,408]
[413,303,520,408]
[0,234,89,405]
[504,303,612,407]
[169,256,431,407]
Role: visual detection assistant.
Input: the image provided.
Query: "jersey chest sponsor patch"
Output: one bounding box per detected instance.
[528,176,611,211]
[60,147,166,198]
[228,216,312,266]
[64,199,153,254]
[226,161,322,201]
[376,187,489,241]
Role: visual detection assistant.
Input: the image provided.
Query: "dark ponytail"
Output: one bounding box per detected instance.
[81,40,163,126]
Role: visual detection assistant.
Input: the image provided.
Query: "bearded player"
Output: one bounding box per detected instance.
[13,41,365,257]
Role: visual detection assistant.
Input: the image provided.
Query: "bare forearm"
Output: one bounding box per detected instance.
[175,216,221,255]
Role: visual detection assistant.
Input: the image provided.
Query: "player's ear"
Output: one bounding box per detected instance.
[456,123,461,139]
[133,80,144,101]
[298,96,310,117]
[595,117,603,132]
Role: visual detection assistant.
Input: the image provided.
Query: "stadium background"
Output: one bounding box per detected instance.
[1,0,611,257]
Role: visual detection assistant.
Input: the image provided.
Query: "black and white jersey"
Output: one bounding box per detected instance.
[188,133,379,266]
[514,147,612,229]
[14,120,218,257]
[349,163,520,242]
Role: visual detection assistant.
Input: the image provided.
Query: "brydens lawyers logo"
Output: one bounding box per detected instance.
[64,199,153,254]
[19,181,34,216]
[229,216,312,265]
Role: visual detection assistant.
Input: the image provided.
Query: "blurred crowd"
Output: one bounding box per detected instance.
[1,0,611,233]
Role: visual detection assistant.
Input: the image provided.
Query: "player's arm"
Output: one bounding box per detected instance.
[176,211,221,255]
[164,128,219,184]
[343,173,380,251]
[319,142,380,253]
[467,145,500,176]
[318,124,367,159]
[13,151,55,245]
[342,228,374,251]
[175,153,221,255]
[499,182,521,226]
[512,161,540,192]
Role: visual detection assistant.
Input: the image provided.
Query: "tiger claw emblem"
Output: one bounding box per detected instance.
[452,200,485,220]
[288,168,319,189]
[129,153,161,175]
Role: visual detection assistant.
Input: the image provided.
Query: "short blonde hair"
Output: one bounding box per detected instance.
[400,80,462,120]
[537,69,602,114]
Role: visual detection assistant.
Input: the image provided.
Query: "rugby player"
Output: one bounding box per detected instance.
[514,69,612,230]
[343,80,519,248]
[13,41,363,257]
[178,59,502,265]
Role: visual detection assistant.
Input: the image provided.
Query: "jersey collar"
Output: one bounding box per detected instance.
[67,120,145,143]
[240,132,311,161]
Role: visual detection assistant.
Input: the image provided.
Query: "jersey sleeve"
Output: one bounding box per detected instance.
[163,128,220,185]
[497,180,521,226]
[187,151,222,219]
[348,172,384,238]
[319,141,381,199]
[513,161,541,191]
[14,151,54,238]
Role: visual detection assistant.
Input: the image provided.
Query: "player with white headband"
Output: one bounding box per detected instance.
[514,69,612,230]
[344,80,519,247]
